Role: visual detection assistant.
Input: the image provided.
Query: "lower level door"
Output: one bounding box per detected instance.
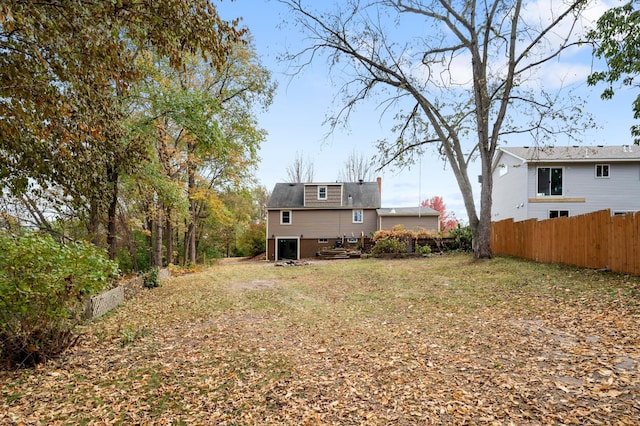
[277,238,298,260]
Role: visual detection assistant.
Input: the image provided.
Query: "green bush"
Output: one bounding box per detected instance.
[0,231,119,368]
[143,267,160,288]
[236,222,266,258]
[370,237,407,255]
[447,225,473,252]
[415,244,432,255]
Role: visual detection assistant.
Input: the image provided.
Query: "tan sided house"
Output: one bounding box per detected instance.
[266,178,440,260]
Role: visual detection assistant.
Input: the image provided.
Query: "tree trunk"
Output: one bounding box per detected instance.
[183,222,196,265]
[144,203,154,268]
[185,141,198,265]
[472,147,494,259]
[153,206,163,267]
[165,208,173,265]
[174,227,180,266]
[87,200,101,247]
[106,166,119,261]
[186,219,197,265]
[441,137,493,259]
[119,213,139,272]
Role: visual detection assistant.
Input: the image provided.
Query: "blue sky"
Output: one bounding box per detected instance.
[217,0,636,223]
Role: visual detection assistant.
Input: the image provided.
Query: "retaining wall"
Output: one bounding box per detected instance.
[84,269,169,319]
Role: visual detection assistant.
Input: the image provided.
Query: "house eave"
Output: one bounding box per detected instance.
[376,213,439,217]
[525,158,640,164]
[267,206,379,210]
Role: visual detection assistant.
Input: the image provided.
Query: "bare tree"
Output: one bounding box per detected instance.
[337,149,376,182]
[281,0,593,258]
[286,151,315,183]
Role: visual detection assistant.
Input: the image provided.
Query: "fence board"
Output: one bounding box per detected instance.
[636,212,640,275]
[609,214,625,273]
[492,209,639,276]
[635,212,640,275]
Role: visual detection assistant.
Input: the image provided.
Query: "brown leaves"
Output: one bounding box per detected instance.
[1,255,639,424]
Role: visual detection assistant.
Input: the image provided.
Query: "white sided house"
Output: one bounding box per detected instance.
[266,179,439,260]
[491,145,640,222]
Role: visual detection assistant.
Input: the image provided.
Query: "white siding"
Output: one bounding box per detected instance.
[492,153,529,221]
[526,162,640,220]
[493,147,640,222]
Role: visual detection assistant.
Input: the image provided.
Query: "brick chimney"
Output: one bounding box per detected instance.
[376,177,382,201]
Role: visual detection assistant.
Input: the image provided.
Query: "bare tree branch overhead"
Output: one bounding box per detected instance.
[280,0,593,258]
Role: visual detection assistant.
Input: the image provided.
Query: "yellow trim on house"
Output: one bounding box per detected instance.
[528,197,586,203]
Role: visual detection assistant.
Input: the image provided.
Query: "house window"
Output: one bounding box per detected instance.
[318,238,328,243]
[537,167,563,196]
[352,209,363,223]
[280,210,291,225]
[346,237,358,244]
[549,210,569,219]
[318,186,327,200]
[596,164,610,178]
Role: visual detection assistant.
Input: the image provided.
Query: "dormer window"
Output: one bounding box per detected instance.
[318,186,327,200]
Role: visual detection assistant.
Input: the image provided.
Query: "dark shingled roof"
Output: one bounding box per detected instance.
[267,182,381,209]
[267,183,305,208]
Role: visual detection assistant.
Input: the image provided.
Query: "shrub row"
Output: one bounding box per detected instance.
[0,231,119,368]
[370,224,472,256]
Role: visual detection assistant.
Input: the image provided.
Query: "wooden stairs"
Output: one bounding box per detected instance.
[316,247,361,259]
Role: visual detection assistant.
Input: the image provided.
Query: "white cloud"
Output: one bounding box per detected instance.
[532,60,594,89]
[520,0,616,40]
[409,51,474,88]
[512,0,627,90]
[405,0,618,90]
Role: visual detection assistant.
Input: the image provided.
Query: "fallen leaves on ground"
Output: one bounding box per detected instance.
[1,255,639,425]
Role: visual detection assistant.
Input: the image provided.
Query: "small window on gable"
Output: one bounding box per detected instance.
[352,209,363,223]
[281,210,291,225]
[318,186,327,200]
[499,164,508,177]
[549,210,569,219]
[596,164,610,178]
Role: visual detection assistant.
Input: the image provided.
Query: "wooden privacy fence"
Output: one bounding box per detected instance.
[491,209,640,276]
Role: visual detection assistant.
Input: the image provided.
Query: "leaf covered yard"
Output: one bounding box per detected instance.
[1,255,639,424]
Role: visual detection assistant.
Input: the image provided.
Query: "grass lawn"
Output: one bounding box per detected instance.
[1,254,639,425]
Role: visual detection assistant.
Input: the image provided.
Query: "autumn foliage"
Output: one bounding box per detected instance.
[371,225,435,255]
[372,225,435,242]
[0,0,270,269]
[421,196,458,232]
